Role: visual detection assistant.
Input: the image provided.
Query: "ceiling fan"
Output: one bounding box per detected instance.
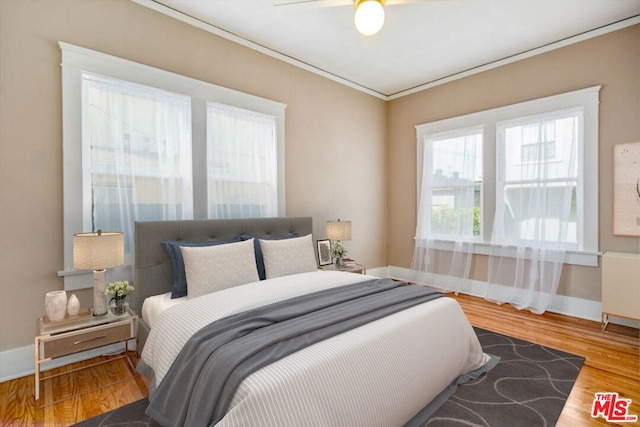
[274,0,423,36]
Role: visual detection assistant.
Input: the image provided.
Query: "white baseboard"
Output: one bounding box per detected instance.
[0,341,135,383]
[365,266,388,278]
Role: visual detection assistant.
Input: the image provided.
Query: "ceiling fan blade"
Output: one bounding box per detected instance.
[386,0,432,4]
[273,0,431,8]
[273,0,352,8]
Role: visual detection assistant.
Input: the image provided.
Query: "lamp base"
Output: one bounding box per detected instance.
[92,269,108,316]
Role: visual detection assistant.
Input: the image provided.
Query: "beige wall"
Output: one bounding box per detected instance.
[387,24,640,301]
[0,0,387,351]
[0,0,637,356]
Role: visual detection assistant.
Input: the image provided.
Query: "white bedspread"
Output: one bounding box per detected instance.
[141,271,490,426]
[141,291,185,329]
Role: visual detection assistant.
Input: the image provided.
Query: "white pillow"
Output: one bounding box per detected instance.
[181,238,259,298]
[260,234,318,279]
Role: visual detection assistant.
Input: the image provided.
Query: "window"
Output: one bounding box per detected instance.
[497,110,580,246]
[83,73,193,254]
[207,103,278,218]
[60,42,286,289]
[416,86,600,266]
[421,126,482,241]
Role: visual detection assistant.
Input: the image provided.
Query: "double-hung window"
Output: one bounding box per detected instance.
[416,86,600,266]
[82,72,194,254]
[60,42,286,289]
[495,109,581,248]
[207,103,278,218]
[419,126,483,242]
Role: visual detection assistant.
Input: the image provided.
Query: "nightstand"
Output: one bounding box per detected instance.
[320,264,366,274]
[34,306,138,403]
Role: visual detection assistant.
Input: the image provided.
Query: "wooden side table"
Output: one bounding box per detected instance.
[320,264,366,274]
[34,306,138,404]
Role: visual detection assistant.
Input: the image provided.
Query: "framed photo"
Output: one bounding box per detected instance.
[613,141,640,236]
[316,239,333,266]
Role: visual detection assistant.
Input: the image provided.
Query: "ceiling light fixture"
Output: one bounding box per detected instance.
[354,0,385,36]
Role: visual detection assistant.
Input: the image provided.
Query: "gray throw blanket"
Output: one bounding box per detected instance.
[146,278,444,427]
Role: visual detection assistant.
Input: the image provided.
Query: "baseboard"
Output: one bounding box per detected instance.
[0,341,135,383]
[365,266,388,278]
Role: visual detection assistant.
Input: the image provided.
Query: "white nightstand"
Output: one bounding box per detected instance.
[34,306,138,403]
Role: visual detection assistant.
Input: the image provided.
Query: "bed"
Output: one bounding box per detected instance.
[134,217,495,427]
[133,217,318,352]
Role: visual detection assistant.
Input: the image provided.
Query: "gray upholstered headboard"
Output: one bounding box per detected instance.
[133,217,313,318]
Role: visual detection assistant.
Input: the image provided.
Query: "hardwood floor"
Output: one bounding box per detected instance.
[1,294,637,426]
[0,352,149,426]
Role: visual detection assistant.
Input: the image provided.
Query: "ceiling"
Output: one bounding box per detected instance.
[138,0,640,99]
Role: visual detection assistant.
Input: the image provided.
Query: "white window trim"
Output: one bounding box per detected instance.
[420,125,484,242]
[416,86,601,267]
[59,42,286,289]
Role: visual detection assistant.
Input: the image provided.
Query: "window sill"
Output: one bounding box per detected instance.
[420,239,600,267]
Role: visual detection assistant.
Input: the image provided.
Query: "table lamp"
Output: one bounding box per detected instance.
[73,230,124,316]
[326,219,352,267]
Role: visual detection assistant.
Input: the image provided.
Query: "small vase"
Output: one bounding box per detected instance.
[67,294,80,316]
[45,290,67,321]
[111,300,126,316]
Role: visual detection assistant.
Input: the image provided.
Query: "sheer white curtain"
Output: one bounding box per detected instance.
[410,128,482,293]
[83,72,193,264]
[487,110,579,313]
[207,103,278,219]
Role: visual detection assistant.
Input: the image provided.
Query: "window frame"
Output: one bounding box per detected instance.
[495,108,583,249]
[206,102,279,219]
[419,125,484,242]
[416,86,600,266]
[59,42,286,290]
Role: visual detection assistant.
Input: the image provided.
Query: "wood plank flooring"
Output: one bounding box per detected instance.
[0,352,149,426]
[0,294,637,426]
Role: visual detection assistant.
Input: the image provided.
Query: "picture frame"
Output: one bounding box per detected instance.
[316,239,333,266]
[613,141,640,236]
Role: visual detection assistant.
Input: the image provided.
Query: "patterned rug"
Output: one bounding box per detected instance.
[426,327,585,426]
[74,327,584,427]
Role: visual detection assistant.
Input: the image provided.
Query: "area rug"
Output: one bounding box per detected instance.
[426,327,585,426]
[74,327,584,427]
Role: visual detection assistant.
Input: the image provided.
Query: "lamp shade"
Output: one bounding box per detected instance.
[354,0,385,36]
[326,219,352,241]
[73,231,124,271]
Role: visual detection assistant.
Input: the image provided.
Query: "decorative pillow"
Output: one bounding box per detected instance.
[162,236,243,298]
[181,238,259,299]
[241,233,298,280]
[259,234,318,279]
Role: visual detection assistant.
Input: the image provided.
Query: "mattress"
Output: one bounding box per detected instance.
[139,270,491,426]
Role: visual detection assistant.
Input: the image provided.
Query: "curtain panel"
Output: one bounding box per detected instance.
[83,72,193,262]
[410,128,481,294]
[485,111,578,313]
